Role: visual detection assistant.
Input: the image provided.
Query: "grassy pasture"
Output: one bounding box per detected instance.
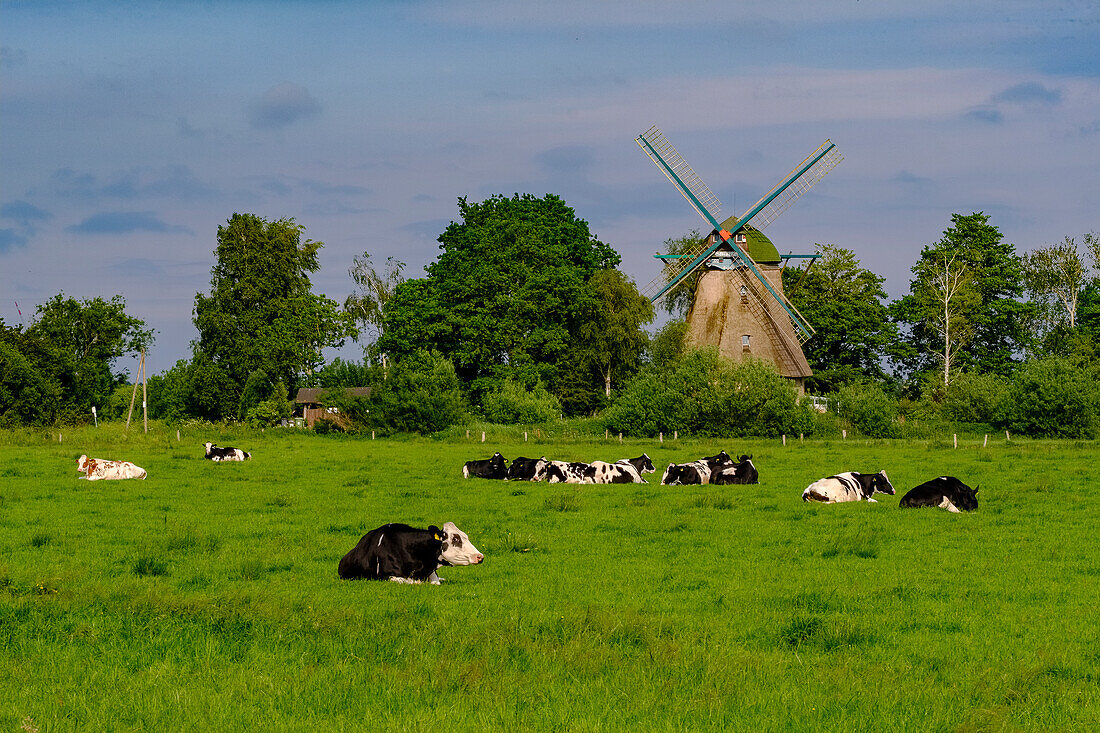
[1,425,1098,731]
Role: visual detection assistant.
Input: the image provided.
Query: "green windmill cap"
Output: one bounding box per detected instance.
[717,216,781,265]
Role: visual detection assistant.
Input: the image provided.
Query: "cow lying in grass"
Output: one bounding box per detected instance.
[711,455,758,485]
[462,452,507,479]
[661,451,734,485]
[338,521,483,584]
[802,470,894,503]
[203,442,251,461]
[899,476,978,513]
[543,460,590,483]
[507,456,549,481]
[582,454,655,484]
[77,455,147,481]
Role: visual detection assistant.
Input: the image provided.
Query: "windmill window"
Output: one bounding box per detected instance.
[742,334,751,352]
[734,232,747,244]
[740,285,749,303]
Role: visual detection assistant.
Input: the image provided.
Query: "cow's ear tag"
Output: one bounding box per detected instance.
[433,532,442,541]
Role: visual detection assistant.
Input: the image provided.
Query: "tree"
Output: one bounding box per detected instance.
[345,253,405,367]
[576,269,654,397]
[26,294,152,419]
[1022,233,1099,356]
[192,213,355,419]
[892,213,1028,384]
[378,194,620,403]
[783,244,897,392]
[916,252,981,387]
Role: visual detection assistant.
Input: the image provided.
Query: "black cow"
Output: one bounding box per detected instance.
[338,522,484,584]
[899,476,979,513]
[203,442,251,461]
[507,456,549,481]
[711,455,758,485]
[462,452,507,479]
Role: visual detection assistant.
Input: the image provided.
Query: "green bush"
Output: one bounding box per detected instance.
[366,350,467,434]
[603,349,812,437]
[939,371,1006,424]
[835,382,900,438]
[999,356,1100,438]
[482,379,561,424]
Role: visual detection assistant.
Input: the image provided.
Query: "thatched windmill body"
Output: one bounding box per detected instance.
[636,127,843,393]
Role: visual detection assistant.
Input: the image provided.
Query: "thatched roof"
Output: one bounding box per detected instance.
[294,386,372,404]
[712,216,781,264]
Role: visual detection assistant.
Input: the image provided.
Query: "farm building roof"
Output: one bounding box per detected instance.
[294,387,372,404]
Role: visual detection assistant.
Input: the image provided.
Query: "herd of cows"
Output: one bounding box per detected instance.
[70,442,978,586]
[463,450,979,513]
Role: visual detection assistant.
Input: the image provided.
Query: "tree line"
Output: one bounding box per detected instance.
[1,200,1097,438]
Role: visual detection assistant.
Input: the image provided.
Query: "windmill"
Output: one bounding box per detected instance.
[636,127,843,393]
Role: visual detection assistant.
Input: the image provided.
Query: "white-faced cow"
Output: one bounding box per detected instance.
[507,456,549,481]
[711,455,758,485]
[582,454,653,484]
[76,455,147,481]
[802,470,895,503]
[462,452,507,480]
[660,451,735,485]
[203,442,251,462]
[337,521,484,584]
[543,460,590,484]
[899,476,978,513]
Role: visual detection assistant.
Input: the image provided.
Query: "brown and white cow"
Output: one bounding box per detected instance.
[76,455,147,481]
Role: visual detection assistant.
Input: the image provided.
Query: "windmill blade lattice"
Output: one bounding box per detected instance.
[739,140,844,231]
[636,126,722,223]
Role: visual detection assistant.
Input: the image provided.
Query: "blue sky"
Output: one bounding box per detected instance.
[3,0,1098,373]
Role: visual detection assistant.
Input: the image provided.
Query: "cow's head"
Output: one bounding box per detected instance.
[635,453,655,473]
[203,442,215,455]
[490,452,505,467]
[77,455,89,472]
[437,521,483,566]
[737,454,753,463]
[954,483,979,511]
[874,470,896,495]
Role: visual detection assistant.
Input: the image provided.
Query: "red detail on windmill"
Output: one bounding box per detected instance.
[719,230,732,241]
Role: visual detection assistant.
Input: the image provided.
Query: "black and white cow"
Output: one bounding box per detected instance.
[338,521,484,584]
[899,476,979,513]
[543,460,590,484]
[802,470,895,503]
[711,455,758,485]
[582,454,653,484]
[203,442,251,461]
[507,456,549,481]
[660,451,735,485]
[462,452,507,479]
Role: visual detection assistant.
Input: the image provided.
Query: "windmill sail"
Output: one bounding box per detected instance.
[637,128,841,342]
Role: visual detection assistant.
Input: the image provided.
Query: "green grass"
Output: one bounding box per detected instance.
[1,423,1098,730]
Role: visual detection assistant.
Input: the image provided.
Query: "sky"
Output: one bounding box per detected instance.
[3,0,1098,374]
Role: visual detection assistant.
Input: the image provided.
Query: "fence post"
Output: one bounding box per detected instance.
[782,434,786,446]
[481,431,486,443]
[799,433,804,442]
[1006,430,1010,442]
[177,429,181,442]
[842,429,846,440]
[372,430,376,440]
[674,430,678,440]
[983,434,988,447]
[659,432,663,443]
[953,433,957,449]
[619,432,622,444]
[466,429,470,440]
[524,431,528,442]
[605,429,608,440]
